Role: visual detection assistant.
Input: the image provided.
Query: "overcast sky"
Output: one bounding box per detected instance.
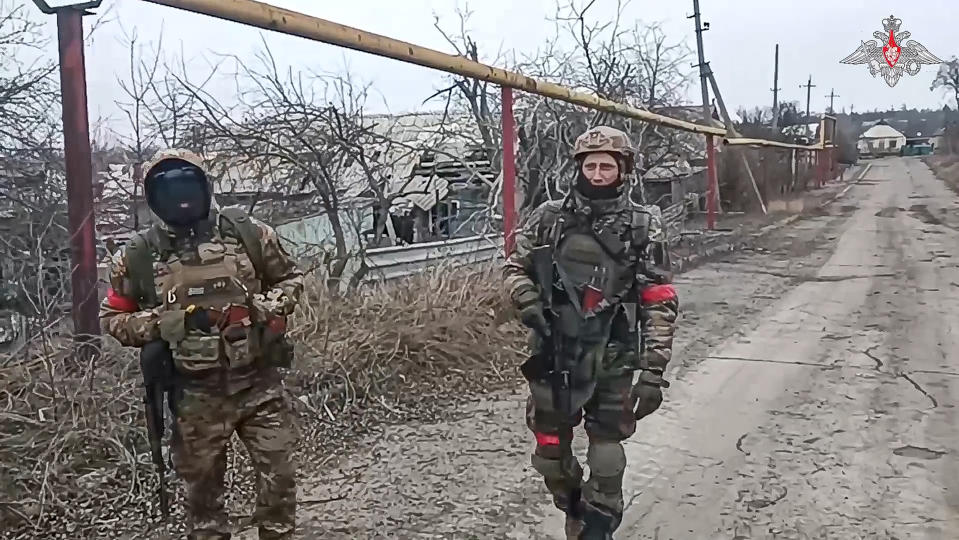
[30,0,959,131]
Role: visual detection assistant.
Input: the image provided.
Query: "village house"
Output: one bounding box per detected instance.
[857,121,907,157]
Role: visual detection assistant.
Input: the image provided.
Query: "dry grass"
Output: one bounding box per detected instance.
[0,263,526,539]
[924,154,959,194]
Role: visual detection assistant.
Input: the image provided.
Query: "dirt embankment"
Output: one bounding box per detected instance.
[923,154,959,194]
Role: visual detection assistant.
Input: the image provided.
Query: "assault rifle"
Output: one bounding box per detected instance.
[520,244,584,520]
[139,340,177,519]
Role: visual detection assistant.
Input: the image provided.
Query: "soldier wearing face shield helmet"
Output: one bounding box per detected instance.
[99,150,302,539]
[503,127,680,539]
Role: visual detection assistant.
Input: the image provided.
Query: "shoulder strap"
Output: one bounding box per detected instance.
[126,229,159,309]
[219,207,266,284]
[539,199,574,248]
[630,209,651,248]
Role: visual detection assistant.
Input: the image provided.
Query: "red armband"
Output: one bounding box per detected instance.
[534,432,560,446]
[105,288,139,312]
[640,284,677,304]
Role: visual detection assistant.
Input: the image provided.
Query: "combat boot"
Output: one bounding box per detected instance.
[187,531,231,540]
[578,504,617,540]
[565,515,585,539]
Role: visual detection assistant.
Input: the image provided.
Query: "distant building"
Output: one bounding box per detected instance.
[930,127,946,152]
[857,121,906,156]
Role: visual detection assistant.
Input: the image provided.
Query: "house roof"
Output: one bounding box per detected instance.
[860,123,906,139]
[96,111,496,213]
[643,159,706,181]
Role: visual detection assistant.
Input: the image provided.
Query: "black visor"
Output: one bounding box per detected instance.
[145,160,211,227]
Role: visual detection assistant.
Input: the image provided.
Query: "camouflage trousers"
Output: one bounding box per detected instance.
[525,366,637,528]
[172,379,296,540]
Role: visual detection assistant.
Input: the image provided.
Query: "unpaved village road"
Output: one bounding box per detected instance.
[292,157,959,539]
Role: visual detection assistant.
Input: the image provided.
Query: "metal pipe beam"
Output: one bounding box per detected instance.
[725,137,824,150]
[142,0,728,136]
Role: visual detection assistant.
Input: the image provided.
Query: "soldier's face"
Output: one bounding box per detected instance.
[581,153,620,186]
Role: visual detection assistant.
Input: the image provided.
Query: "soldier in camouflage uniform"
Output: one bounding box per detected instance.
[503,127,679,539]
[100,150,302,539]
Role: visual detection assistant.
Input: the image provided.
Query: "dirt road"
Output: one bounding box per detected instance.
[293,157,959,539]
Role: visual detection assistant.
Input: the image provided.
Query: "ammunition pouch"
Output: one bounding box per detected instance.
[172,334,222,375]
[207,306,294,370]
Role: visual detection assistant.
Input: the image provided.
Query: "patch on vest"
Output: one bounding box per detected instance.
[187,287,206,296]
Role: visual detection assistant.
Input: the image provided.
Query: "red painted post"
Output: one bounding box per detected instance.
[56,8,100,342]
[501,86,517,256]
[705,135,718,230]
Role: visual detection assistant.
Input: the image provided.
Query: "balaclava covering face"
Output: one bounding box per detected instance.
[144,158,212,229]
[574,152,627,200]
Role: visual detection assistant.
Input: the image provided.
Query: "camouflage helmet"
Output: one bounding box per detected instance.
[143,148,205,179]
[573,126,634,165]
[142,148,214,227]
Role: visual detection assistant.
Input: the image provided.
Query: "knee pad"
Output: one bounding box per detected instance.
[587,440,626,479]
[531,452,564,479]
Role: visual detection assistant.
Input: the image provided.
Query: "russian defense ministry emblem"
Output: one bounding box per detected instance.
[840,15,942,87]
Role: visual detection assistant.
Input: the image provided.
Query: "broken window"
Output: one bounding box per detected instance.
[430,200,461,238]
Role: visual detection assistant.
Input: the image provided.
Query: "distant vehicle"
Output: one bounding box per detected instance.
[900,143,933,156]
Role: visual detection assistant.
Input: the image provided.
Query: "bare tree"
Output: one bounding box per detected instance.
[0,0,59,156]
[430,5,505,164]
[0,0,69,333]
[169,41,416,290]
[931,57,959,108]
[107,25,164,232]
[431,0,695,212]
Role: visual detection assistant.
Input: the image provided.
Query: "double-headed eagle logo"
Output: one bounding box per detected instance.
[840,15,942,87]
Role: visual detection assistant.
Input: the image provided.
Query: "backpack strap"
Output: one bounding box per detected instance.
[630,209,651,248]
[125,228,160,309]
[538,199,570,248]
[218,207,266,285]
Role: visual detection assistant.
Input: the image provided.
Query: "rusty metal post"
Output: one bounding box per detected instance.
[501,86,517,256]
[56,7,100,342]
[816,149,826,187]
[830,148,835,181]
[705,135,718,230]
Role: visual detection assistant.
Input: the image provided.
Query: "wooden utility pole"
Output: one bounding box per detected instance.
[771,44,781,128]
[826,88,840,114]
[708,72,767,215]
[690,0,720,229]
[801,75,816,119]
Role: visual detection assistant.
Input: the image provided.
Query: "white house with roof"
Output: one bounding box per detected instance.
[857,121,906,156]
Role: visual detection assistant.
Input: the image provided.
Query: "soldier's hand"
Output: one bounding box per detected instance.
[514,287,549,336]
[184,306,212,333]
[251,289,291,319]
[633,371,665,420]
[519,303,550,337]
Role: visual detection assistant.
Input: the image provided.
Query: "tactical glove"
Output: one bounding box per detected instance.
[157,309,187,344]
[633,370,665,420]
[514,287,549,337]
[158,307,213,344]
[252,288,292,318]
[184,306,212,333]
